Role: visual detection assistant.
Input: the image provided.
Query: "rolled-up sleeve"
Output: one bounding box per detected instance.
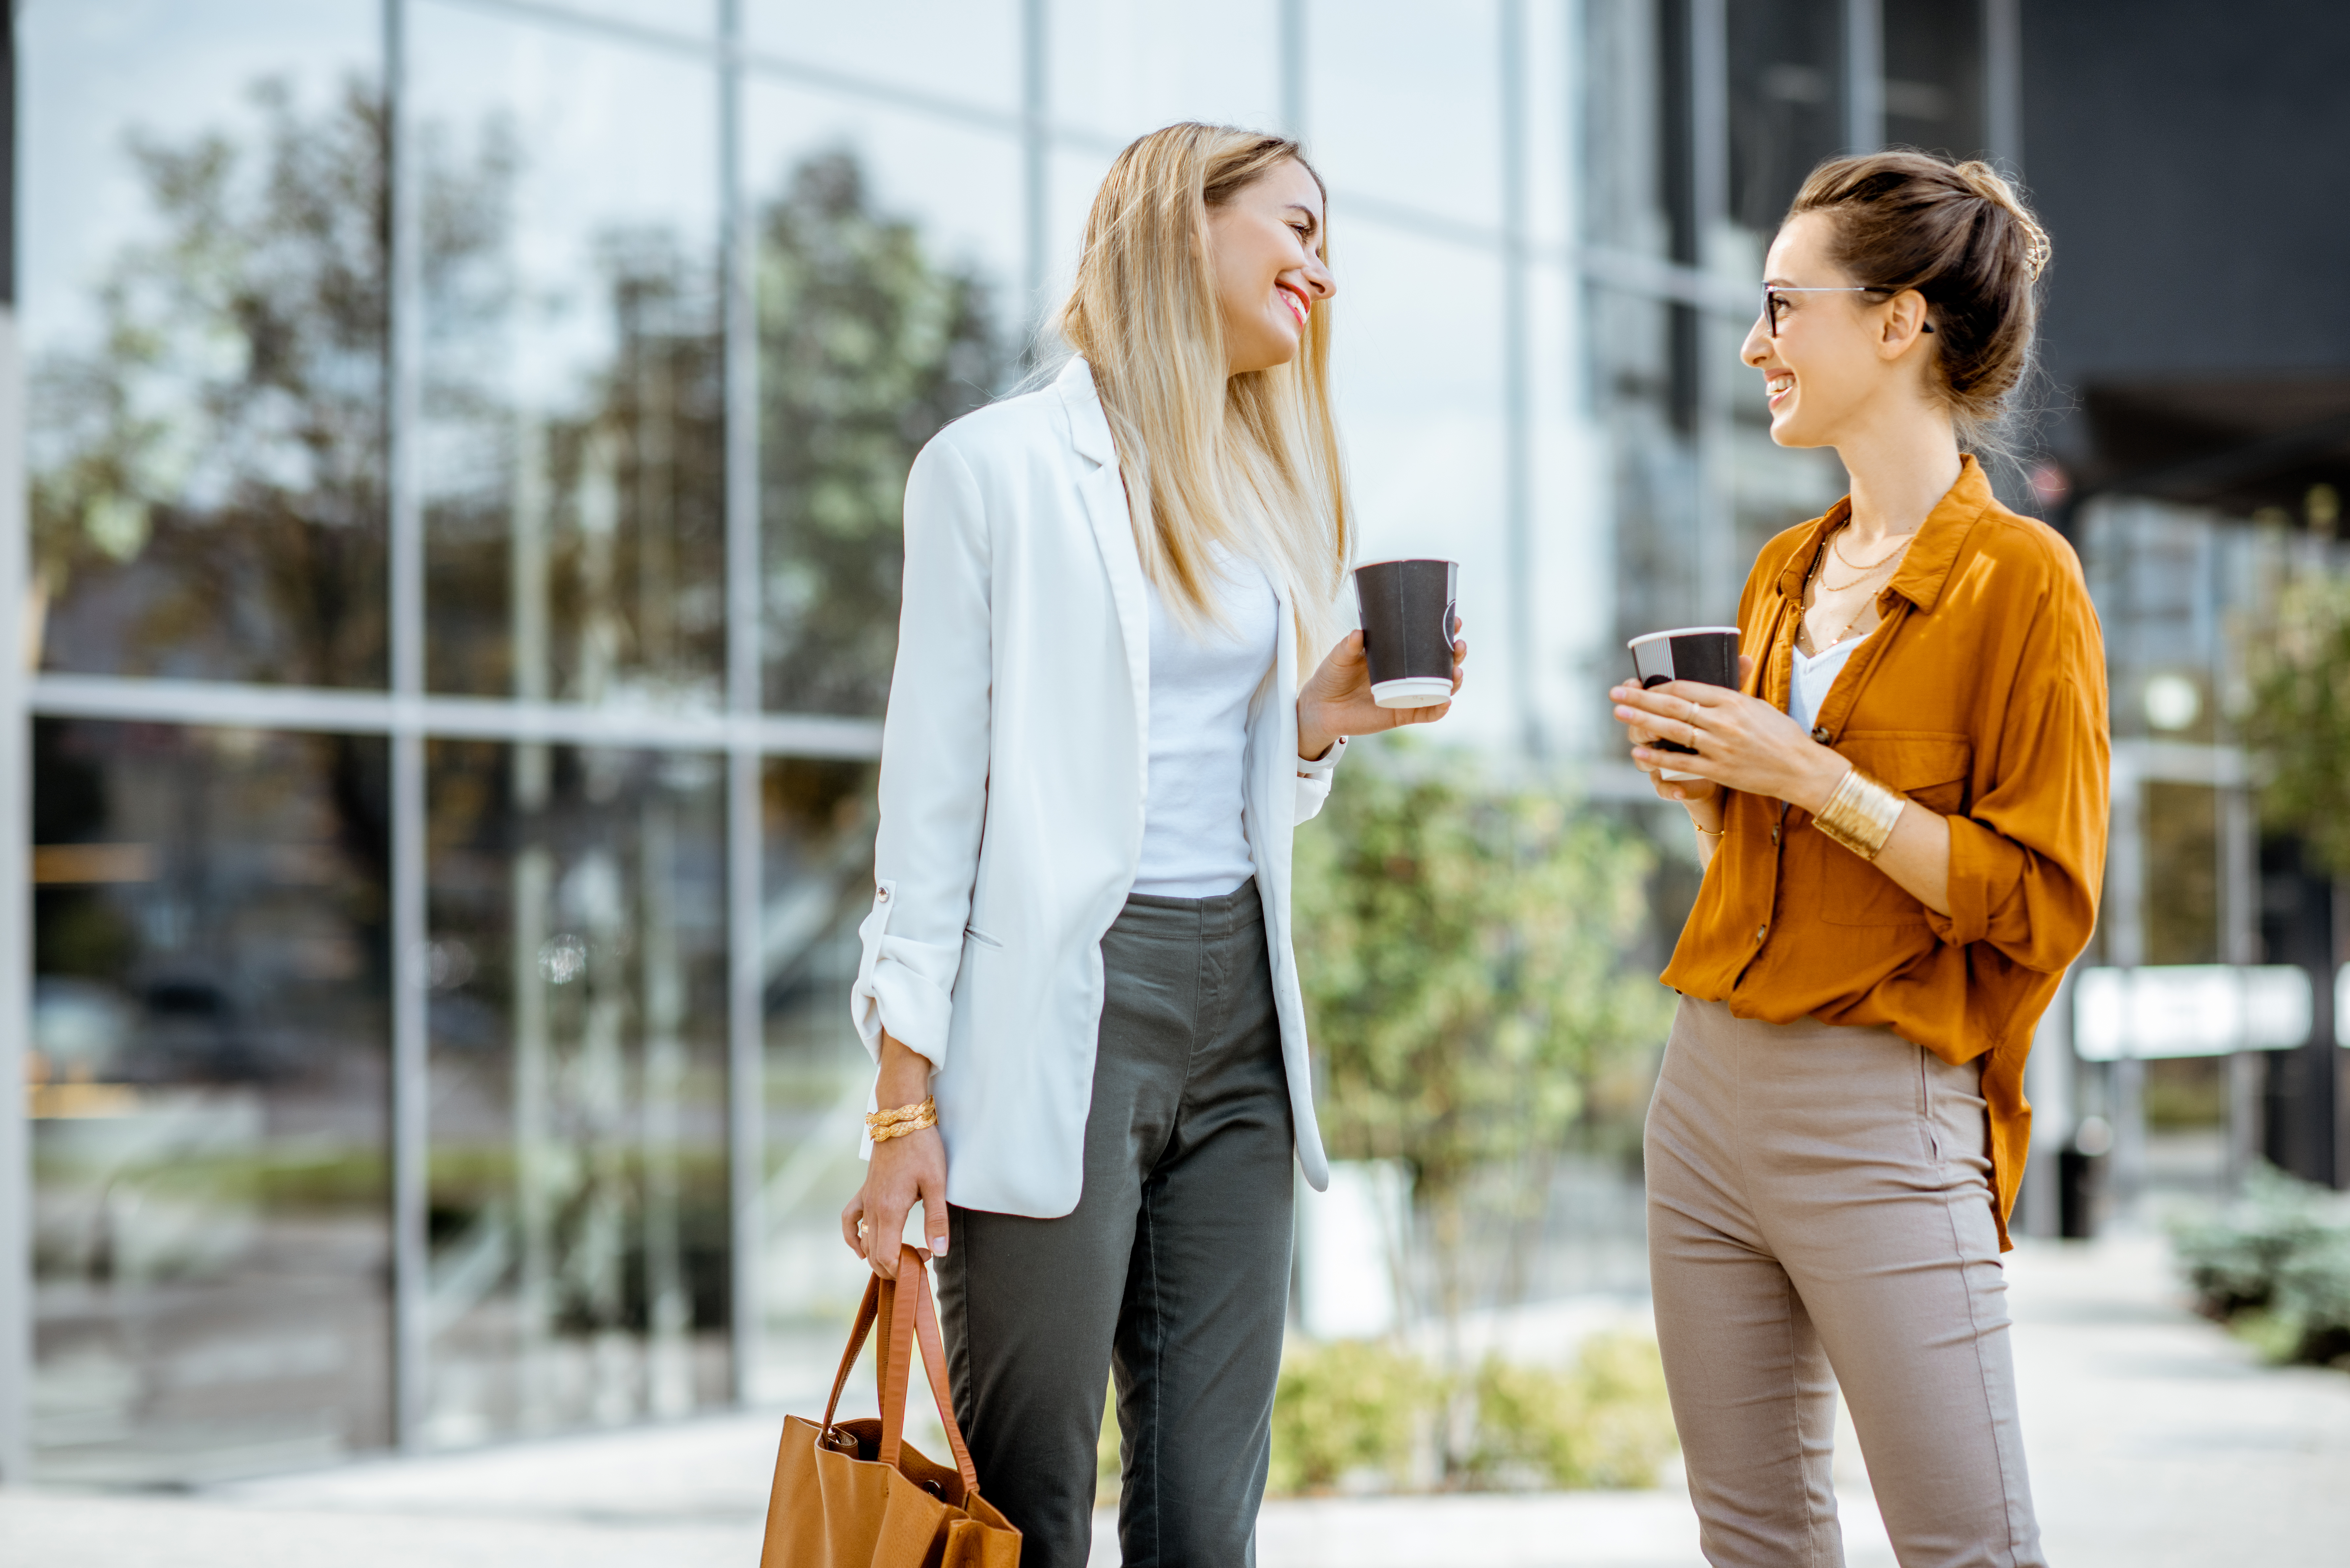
[1926,581,2109,971]
[1292,735,1347,823]
[850,440,993,1070]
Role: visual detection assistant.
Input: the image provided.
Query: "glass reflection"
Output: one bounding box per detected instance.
[22,0,386,688]
[748,86,1019,715]
[1049,0,1283,145]
[1884,0,1988,162]
[424,740,729,1444]
[414,3,725,708]
[30,720,391,1483]
[745,1,1022,115]
[754,758,881,1405]
[1727,0,1846,236]
[1306,0,1503,228]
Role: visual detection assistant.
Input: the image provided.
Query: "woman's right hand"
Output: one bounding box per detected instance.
[1615,656,1755,818]
[840,1032,952,1281]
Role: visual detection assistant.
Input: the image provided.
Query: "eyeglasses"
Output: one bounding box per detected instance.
[1761,284,1933,338]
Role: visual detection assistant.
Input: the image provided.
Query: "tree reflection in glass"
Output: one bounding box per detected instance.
[29,78,392,687]
[757,149,1008,715]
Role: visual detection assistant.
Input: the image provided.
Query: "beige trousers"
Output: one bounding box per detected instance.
[1644,996,2044,1568]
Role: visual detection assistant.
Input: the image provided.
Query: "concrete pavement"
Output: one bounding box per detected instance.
[3,1235,2345,1567]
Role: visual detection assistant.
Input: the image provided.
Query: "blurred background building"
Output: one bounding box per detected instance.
[0,0,2343,1489]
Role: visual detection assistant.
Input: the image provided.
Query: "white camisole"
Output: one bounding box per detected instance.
[1789,634,1864,734]
[1132,547,1280,899]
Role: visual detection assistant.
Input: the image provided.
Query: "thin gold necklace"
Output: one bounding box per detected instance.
[1830,525,1915,573]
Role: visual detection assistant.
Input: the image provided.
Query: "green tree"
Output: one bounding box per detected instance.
[2245,566,2350,876]
[1292,745,1673,1359]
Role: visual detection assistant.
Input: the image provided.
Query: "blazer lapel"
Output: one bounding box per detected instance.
[1061,361,1151,768]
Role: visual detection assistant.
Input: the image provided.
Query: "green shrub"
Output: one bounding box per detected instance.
[1265,1331,1679,1496]
[2170,1163,2350,1368]
[1268,1338,1435,1495]
[1467,1332,1678,1490]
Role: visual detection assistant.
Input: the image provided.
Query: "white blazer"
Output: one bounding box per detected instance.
[850,358,1338,1217]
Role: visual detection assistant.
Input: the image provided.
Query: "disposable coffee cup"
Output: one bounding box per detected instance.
[1626,626,1740,781]
[1353,558,1461,708]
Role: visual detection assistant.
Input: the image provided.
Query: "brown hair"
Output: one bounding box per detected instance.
[1787,150,2051,450]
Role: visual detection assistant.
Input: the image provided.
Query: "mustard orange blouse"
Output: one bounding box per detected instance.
[1661,457,2111,1247]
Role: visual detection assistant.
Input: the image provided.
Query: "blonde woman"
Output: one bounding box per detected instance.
[840,124,1467,1566]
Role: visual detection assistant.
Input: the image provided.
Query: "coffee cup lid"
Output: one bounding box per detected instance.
[1626,625,1739,649]
[1354,557,1460,570]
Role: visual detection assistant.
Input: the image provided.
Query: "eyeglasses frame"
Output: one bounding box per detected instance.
[1760,283,1935,338]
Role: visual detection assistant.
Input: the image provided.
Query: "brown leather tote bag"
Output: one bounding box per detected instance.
[761,1245,1021,1567]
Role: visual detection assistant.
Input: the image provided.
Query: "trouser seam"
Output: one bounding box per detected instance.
[1928,1058,2025,1568]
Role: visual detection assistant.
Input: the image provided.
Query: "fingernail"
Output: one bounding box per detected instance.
[932,1238,949,1257]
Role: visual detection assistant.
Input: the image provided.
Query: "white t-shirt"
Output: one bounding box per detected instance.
[1789,633,1864,734]
[1133,547,1280,899]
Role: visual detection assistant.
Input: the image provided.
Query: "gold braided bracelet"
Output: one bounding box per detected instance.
[1812,768,1906,861]
[866,1097,937,1143]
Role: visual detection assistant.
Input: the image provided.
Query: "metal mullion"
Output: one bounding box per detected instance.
[1843,0,1883,155]
[385,0,432,1453]
[1500,0,1536,756]
[1021,0,1048,345]
[0,258,32,1489]
[719,0,765,1409]
[1984,0,2023,174]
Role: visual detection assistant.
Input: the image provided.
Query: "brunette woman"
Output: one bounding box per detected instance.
[1612,152,2107,1567]
[839,124,1466,1567]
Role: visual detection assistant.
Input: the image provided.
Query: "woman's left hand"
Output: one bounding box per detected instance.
[1298,618,1469,762]
[1610,670,1847,814]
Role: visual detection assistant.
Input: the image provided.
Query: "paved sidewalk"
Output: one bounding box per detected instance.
[3,1236,2346,1567]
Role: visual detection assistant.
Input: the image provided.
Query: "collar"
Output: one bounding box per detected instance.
[1773,453,1993,615]
[1055,356,1118,468]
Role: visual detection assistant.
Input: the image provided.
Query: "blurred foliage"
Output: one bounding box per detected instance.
[758,148,1007,715]
[2170,1163,2350,1369]
[1293,743,1673,1333]
[1467,1332,1679,1491]
[2245,568,2350,877]
[1268,1337,1437,1495]
[1264,1332,1677,1496]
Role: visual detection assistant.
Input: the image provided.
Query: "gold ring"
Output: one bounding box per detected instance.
[1686,720,1700,750]
[856,1219,868,1237]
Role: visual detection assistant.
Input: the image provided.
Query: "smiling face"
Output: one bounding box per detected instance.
[1205,157,1335,376]
[1742,210,1936,450]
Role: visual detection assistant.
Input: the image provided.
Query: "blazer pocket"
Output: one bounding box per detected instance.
[1816,731,1972,927]
[963,924,1004,951]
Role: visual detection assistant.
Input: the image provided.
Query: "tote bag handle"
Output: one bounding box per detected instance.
[817,1246,983,1499]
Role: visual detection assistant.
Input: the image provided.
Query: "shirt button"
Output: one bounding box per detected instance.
[1810,726,1831,744]
[1755,923,1769,943]
[876,887,889,901]
[1770,823,1780,846]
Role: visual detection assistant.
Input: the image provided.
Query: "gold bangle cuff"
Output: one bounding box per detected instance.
[866,1096,936,1132]
[869,1110,937,1143]
[1812,768,1905,862]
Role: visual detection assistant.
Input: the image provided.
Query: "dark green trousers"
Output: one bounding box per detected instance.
[934,884,1295,1568]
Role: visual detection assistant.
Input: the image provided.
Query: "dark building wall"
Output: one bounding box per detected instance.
[2023,0,2350,504]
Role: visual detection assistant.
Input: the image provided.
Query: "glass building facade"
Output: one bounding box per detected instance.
[12,0,2218,1485]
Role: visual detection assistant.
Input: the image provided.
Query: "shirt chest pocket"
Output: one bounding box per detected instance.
[1813,731,1972,927]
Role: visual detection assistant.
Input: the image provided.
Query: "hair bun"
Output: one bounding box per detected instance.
[1952,161,2051,280]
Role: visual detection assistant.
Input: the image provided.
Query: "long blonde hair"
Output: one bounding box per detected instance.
[1055,123,1350,654]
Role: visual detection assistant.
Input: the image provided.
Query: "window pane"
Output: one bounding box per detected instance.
[1306,0,1503,231]
[755,757,879,1405]
[746,1,1022,117]
[423,741,730,1444]
[540,0,716,39]
[748,85,1023,715]
[1049,0,1284,147]
[31,720,390,1482]
[414,4,725,707]
[1333,226,1511,748]
[1580,0,1672,255]
[1884,0,1987,163]
[22,0,386,688]
[1727,0,1847,237]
